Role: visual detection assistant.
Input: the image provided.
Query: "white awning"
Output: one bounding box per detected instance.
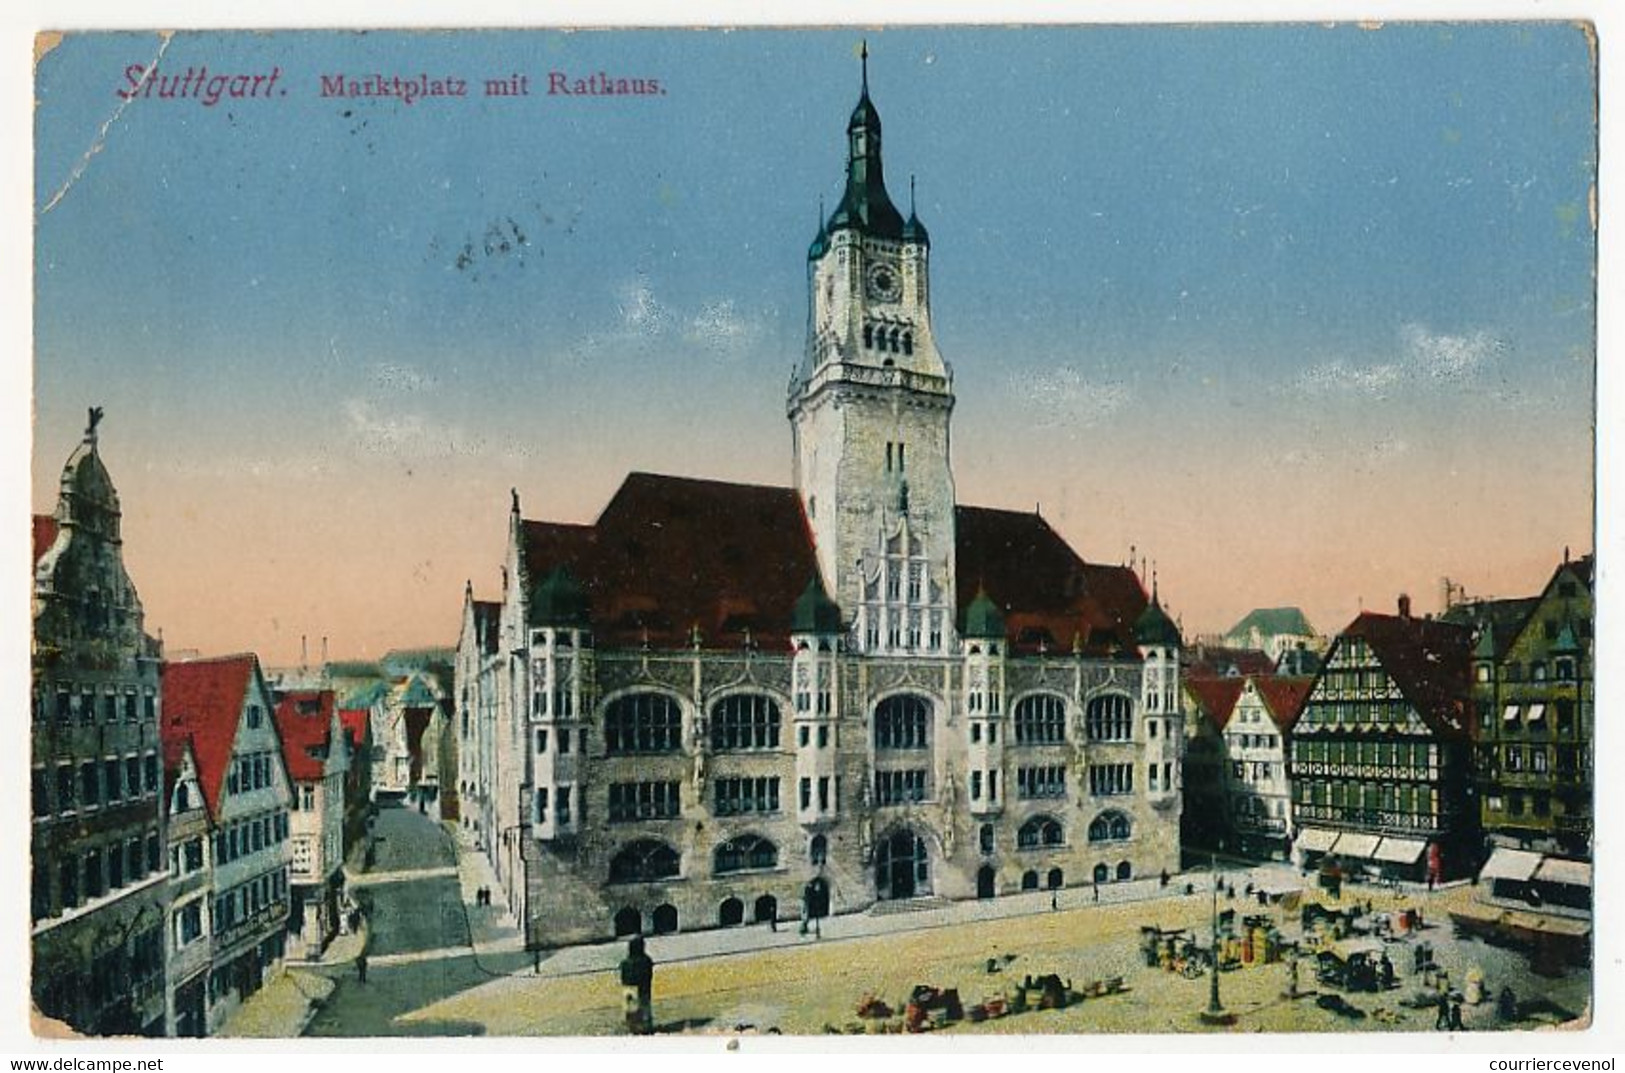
[1295,827,1340,853]
[1479,847,1543,883]
[1502,704,1521,722]
[1372,837,1427,864]
[1527,703,1547,722]
[1335,833,1382,859]
[1534,856,1591,888]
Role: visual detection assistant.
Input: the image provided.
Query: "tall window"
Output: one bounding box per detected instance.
[1018,815,1065,848]
[875,695,930,750]
[714,776,780,816]
[875,769,929,805]
[713,834,778,875]
[1014,694,1067,745]
[1085,694,1133,742]
[608,781,681,822]
[608,840,681,884]
[1088,810,1132,843]
[1016,765,1067,799]
[711,694,781,751]
[604,693,682,754]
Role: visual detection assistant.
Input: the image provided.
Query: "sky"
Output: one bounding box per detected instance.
[29,24,1597,664]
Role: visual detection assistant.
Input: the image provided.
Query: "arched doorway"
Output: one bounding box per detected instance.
[876,827,930,900]
[1022,870,1039,891]
[613,906,641,937]
[719,897,744,927]
[977,865,996,899]
[1116,860,1132,881]
[1047,868,1064,890]
[652,903,678,934]
[804,877,830,919]
[754,894,778,924]
[1093,863,1109,884]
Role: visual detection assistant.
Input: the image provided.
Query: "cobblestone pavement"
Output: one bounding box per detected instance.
[294,808,1590,1038]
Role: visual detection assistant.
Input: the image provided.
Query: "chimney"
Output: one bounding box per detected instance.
[1398,593,1412,620]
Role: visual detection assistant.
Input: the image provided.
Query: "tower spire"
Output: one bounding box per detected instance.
[861,39,869,94]
[910,174,916,215]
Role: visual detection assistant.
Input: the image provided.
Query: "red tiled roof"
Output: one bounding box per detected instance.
[1186,677,1244,732]
[32,514,59,566]
[1339,611,1473,738]
[522,473,819,649]
[1186,644,1276,680]
[954,506,1147,657]
[274,690,337,782]
[339,707,371,747]
[517,474,1150,655]
[1252,675,1315,735]
[161,655,258,817]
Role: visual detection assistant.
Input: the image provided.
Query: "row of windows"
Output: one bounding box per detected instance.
[864,324,915,355]
[1492,657,1581,684]
[32,831,162,920]
[533,685,576,719]
[609,781,679,822]
[1485,792,1554,818]
[715,776,780,816]
[37,682,157,725]
[797,774,838,812]
[596,691,1147,755]
[535,726,589,755]
[1088,763,1134,796]
[796,724,834,749]
[876,768,929,805]
[1294,780,1440,814]
[1487,701,1577,735]
[214,868,288,933]
[34,753,160,817]
[212,811,289,866]
[536,785,573,825]
[1293,739,1438,768]
[1017,765,1066,799]
[227,751,279,796]
[969,769,1000,803]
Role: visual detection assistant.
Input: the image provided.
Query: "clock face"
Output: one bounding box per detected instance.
[866,261,902,303]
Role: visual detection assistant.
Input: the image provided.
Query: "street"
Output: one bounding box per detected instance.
[295,805,1590,1037]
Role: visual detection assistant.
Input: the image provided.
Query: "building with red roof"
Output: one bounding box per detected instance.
[1221,676,1314,861]
[161,653,294,1035]
[459,63,1186,948]
[1287,595,1478,882]
[1180,677,1244,854]
[338,706,375,852]
[30,413,169,1037]
[273,690,349,958]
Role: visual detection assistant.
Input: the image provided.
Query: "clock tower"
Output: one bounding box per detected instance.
[789,47,957,655]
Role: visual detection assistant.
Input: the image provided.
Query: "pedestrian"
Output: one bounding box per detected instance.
[1160,869,1170,888]
[1435,996,1450,1031]
[533,948,541,975]
[769,912,778,932]
[356,953,368,984]
[813,913,821,939]
[1427,873,1435,893]
[1450,996,1465,1031]
[1380,953,1395,991]
[1050,893,1059,912]
[1498,986,1518,1023]
[1092,882,1100,904]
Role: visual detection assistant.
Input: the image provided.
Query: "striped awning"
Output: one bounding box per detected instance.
[1533,856,1591,888]
[1295,827,1340,853]
[1334,833,1382,859]
[1372,837,1427,864]
[1479,847,1542,883]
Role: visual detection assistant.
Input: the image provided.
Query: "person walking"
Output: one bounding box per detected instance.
[1435,996,1450,1031]
[1092,881,1100,904]
[1051,893,1059,912]
[1449,996,1465,1031]
[356,952,368,984]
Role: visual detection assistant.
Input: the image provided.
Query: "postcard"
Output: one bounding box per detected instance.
[27,24,1597,1042]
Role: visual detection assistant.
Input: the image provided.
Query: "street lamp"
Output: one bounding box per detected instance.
[1199,852,1234,1026]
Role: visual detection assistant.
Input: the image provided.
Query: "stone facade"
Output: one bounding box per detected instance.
[31,416,169,1036]
[459,63,1183,949]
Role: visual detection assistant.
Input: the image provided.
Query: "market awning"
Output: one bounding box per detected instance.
[1295,828,1340,853]
[1533,856,1591,888]
[1503,910,1590,938]
[1334,833,1382,859]
[1479,847,1543,884]
[1373,837,1428,864]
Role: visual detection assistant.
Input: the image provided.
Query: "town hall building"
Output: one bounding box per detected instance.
[458,56,1184,948]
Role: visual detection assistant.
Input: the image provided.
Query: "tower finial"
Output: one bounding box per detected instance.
[85,405,104,442]
[910,174,916,215]
[861,40,869,94]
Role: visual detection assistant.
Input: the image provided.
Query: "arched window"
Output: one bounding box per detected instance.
[1014,694,1067,745]
[1094,863,1109,884]
[1085,694,1134,742]
[1088,810,1132,843]
[604,693,682,755]
[711,694,781,751]
[172,782,190,813]
[875,694,930,750]
[979,824,995,855]
[718,897,744,927]
[809,834,828,866]
[1116,860,1132,881]
[902,331,914,356]
[1022,870,1039,891]
[889,328,901,353]
[608,839,681,884]
[1018,815,1065,849]
[714,834,778,875]
[1047,868,1064,890]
